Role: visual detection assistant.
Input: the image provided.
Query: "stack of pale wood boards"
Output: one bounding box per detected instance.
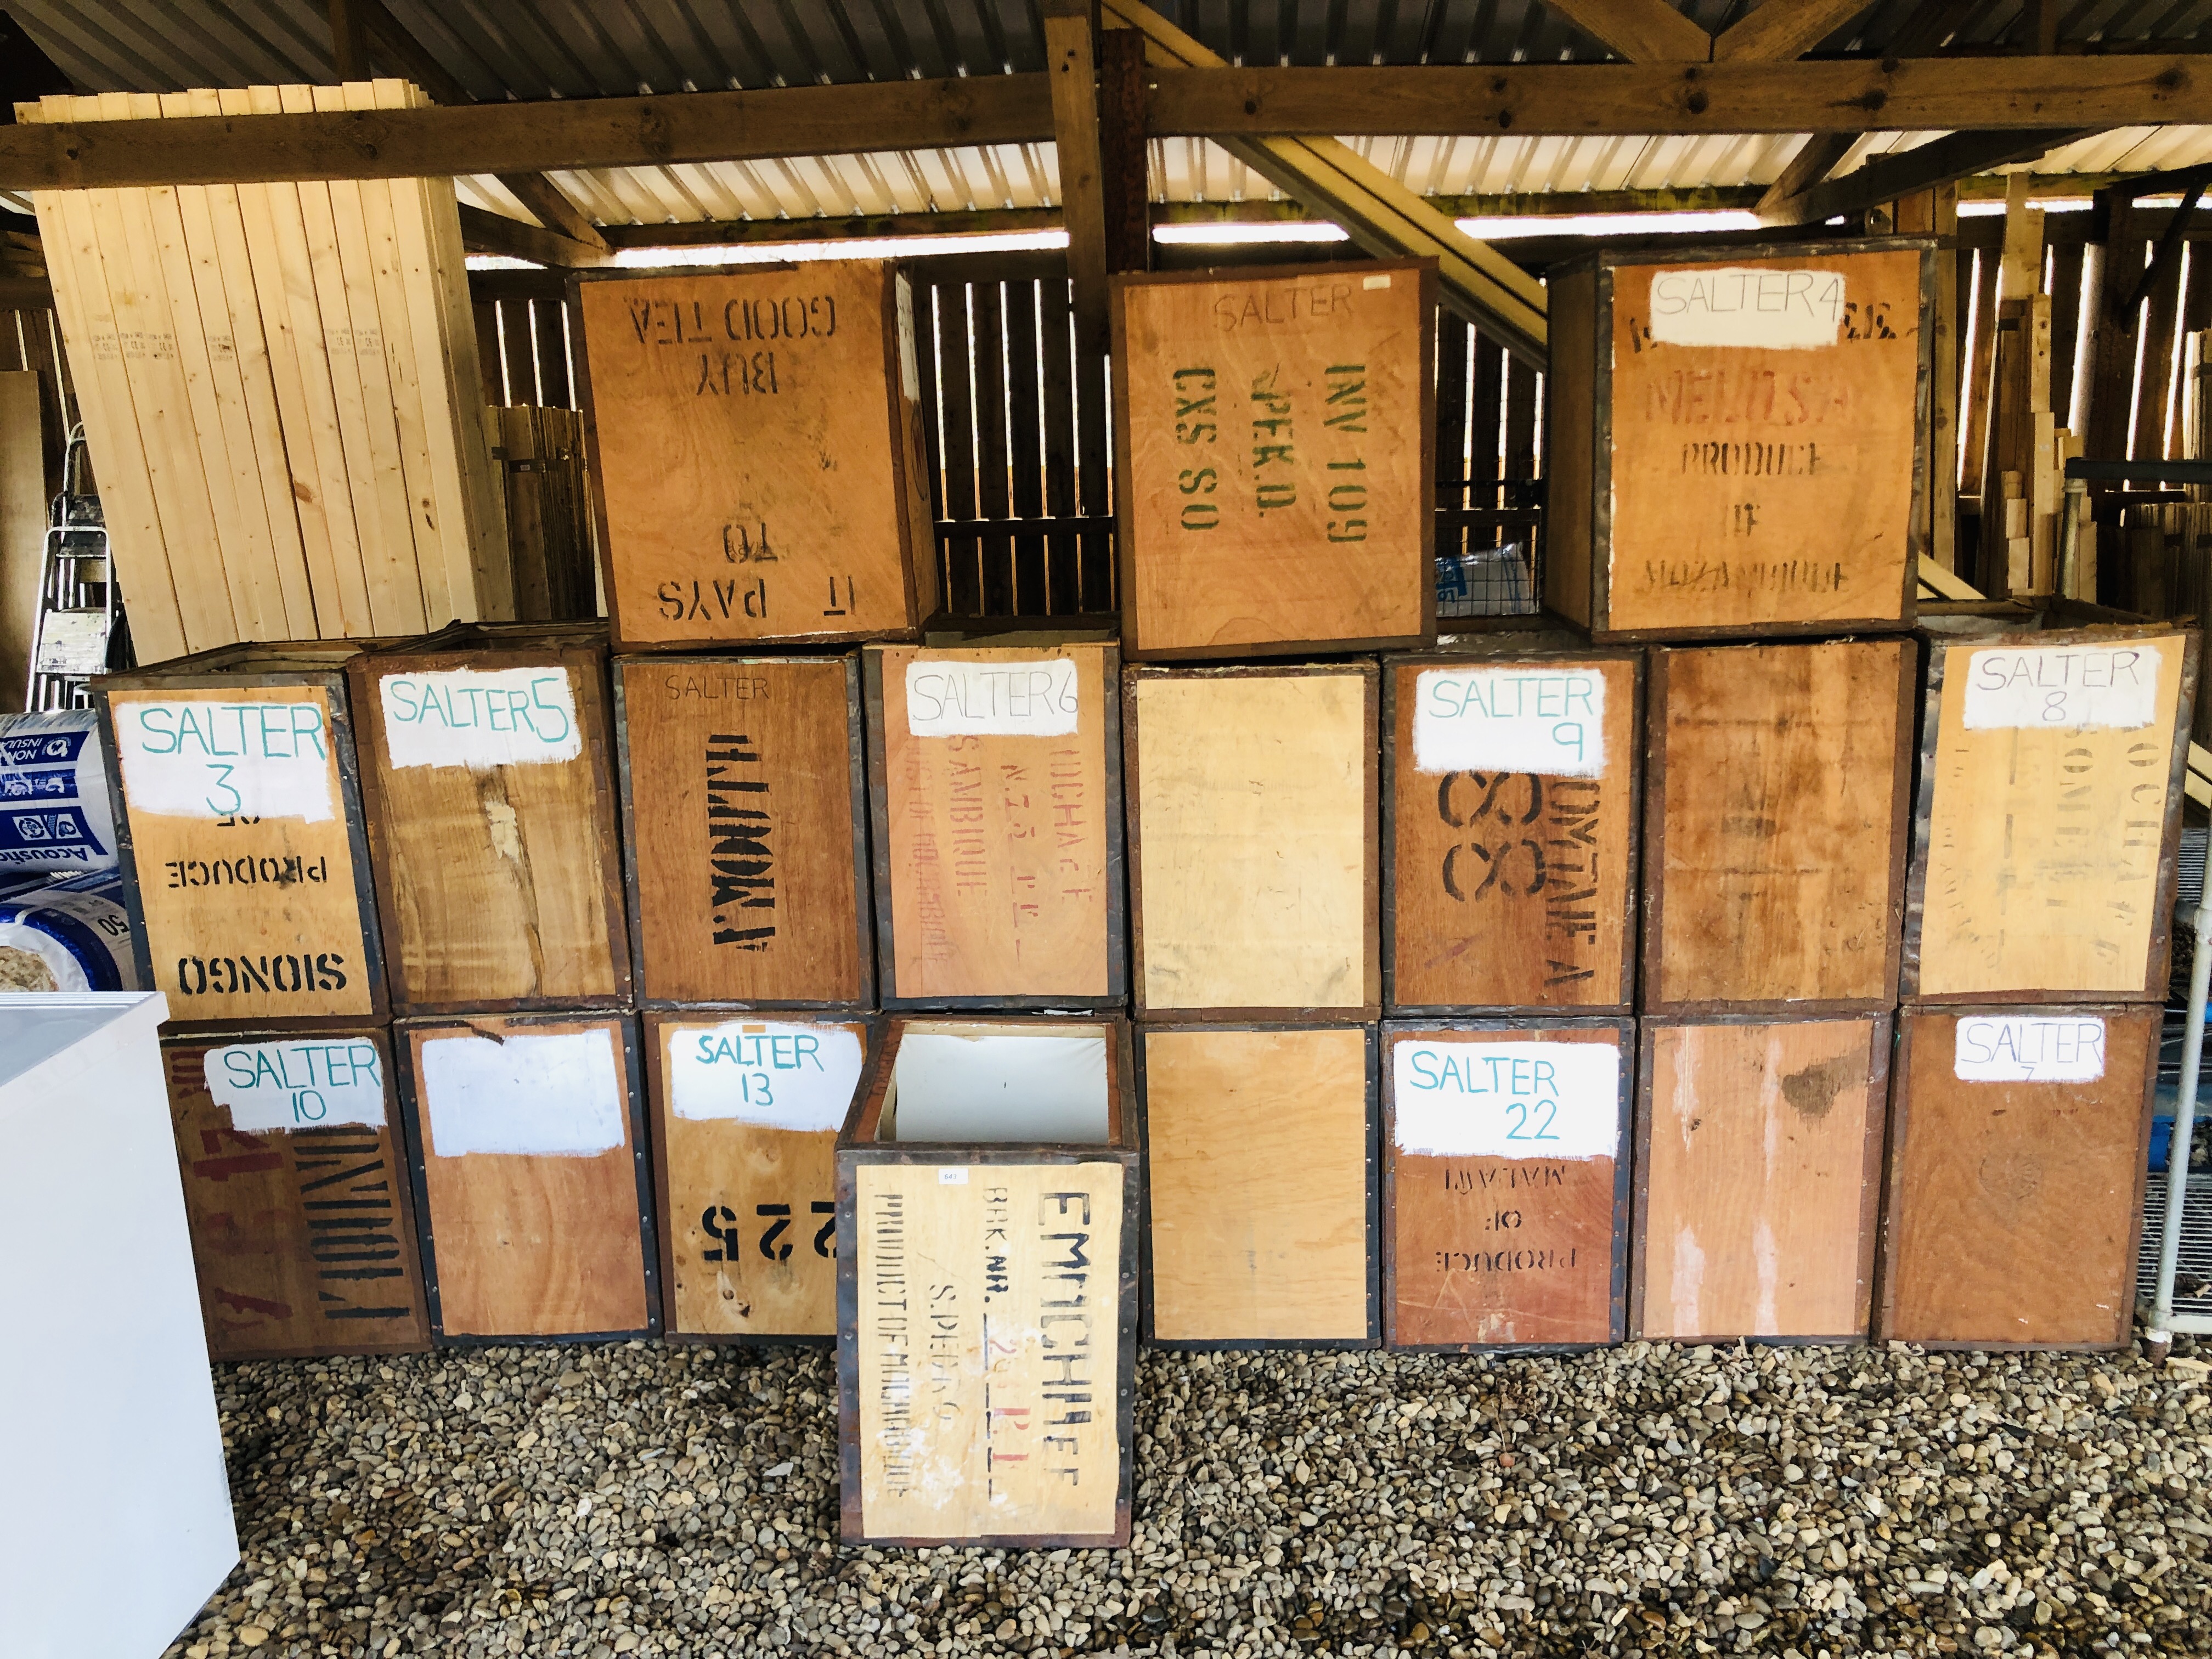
[20,83,511,665]
[1979,289,2087,600]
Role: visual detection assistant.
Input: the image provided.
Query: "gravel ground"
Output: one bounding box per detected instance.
[162,1339,2212,1659]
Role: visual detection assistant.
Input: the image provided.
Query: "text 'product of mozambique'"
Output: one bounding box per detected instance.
[1141,1023,1378,1347]
[837,1015,1140,1548]
[646,1011,873,1342]
[1643,637,1915,1014]
[1633,1014,1891,1344]
[575,261,936,651]
[615,654,873,1008]
[397,1012,657,1343]
[1385,645,1640,1014]
[1382,1018,1631,1351]
[163,1026,431,1360]
[1110,259,1437,659]
[97,643,387,1029]
[865,640,1124,1008]
[1126,663,1379,1020]
[351,624,630,1015]
[1878,1006,2157,1350]
[1546,241,1933,640]
[1901,622,2198,1005]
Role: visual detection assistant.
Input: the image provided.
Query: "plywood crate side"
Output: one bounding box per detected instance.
[646,1010,876,1342]
[1642,636,1915,1013]
[163,1026,431,1359]
[1877,1005,2157,1350]
[1111,259,1437,659]
[1560,240,1931,640]
[866,641,1124,1007]
[1381,1017,1632,1350]
[396,1011,657,1342]
[1385,651,1641,1014]
[1631,1014,1890,1344]
[1901,624,2199,1004]
[349,638,631,1013]
[1127,663,1379,1020]
[1140,1023,1379,1347]
[616,654,872,1008]
[95,664,388,1028]
[574,262,928,651]
[836,1014,1141,1548]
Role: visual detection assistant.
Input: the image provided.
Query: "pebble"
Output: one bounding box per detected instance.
[160,1338,2212,1656]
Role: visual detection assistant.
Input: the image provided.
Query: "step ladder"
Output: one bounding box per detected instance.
[24,430,128,712]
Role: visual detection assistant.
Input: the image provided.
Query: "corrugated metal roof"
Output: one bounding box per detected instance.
[13,0,2212,233]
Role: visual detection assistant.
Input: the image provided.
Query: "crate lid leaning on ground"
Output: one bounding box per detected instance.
[347,622,630,1016]
[95,641,389,1028]
[836,1013,1140,1549]
[1545,240,1936,641]
[1110,258,1438,659]
[1901,611,2200,1005]
[572,261,936,652]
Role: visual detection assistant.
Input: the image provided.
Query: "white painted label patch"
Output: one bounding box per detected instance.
[1954,1015,2107,1084]
[1392,1040,1621,1160]
[667,1020,865,1132]
[420,1028,625,1156]
[1412,667,1606,776]
[113,697,335,821]
[905,657,1081,737]
[380,667,583,770]
[206,1039,386,1131]
[1646,267,1848,349]
[1961,643,2163,731]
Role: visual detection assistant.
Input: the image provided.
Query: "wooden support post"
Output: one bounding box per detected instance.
[1043,0,1110,360]
[328,0,370,81]
[1099,27,1151,275]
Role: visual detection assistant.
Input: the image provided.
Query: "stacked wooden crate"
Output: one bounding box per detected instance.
[1882,620,2195,1347]
[1540,242,1940,1347]
[93,642,431,1361]
[21,84,509,663]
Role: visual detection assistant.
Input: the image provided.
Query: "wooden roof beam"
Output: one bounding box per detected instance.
[1759,127,2091,225]
[1043,0,1110,358]
[1104,0,1546,364]
[1544,0,1709,63]
[1711,0,1872,64]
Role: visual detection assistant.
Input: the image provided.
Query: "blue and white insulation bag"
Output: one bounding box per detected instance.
[0,870,141,991]
[0,711,119,873]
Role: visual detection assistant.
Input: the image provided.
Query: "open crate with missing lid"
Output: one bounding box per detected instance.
[1544,239,1934,641]
[1381,1017,1632,1351]
[836,1014,1139,1549]
[95,641,387,1029]
[348,622,631,1015]
[645,1010,876,1344]
[613,653,874,1009]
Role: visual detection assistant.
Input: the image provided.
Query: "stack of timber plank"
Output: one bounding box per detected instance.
[1979,291,2087,600]
[20,84,510,665]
